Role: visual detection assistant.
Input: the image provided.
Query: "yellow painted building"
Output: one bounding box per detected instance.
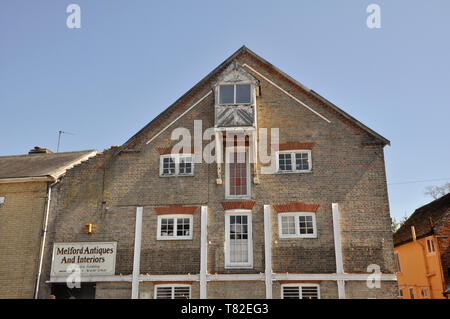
[0,147,97,298]
[393,194,450,299]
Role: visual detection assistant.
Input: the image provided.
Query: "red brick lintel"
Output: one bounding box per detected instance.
[273,202,320,213]
[154,205,199,215]
[221,201,256,210]
[274,142,315,151]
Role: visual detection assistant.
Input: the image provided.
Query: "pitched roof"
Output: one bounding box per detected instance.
[393,193,450,246]
[118,45,389,154]
[0,150,97,182]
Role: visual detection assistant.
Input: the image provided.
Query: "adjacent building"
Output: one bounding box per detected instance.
[37,46,397,299]
[394,193,450,299]
[0,147,97,298]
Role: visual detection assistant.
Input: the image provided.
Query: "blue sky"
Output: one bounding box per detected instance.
[1,1,449,219]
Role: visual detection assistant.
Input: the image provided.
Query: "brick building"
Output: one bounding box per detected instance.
[394,193,449,299]
[38,46,397,299]
[0,147,97,298]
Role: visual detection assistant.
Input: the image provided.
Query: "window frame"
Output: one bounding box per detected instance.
[224,210,253,269]
[156,214,193,240]
[420,287,429,299]
[281,284,321,299]
[159,154,194,177]
[409,287,415,299]
[154,284,191,299]
[218,83,253,105]
[276,150,312,173]
[278,212,317,239]
[426,238,436,255]
[225,146,251,200]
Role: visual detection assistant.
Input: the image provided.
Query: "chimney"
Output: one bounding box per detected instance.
[411,226,417,241]
[28,146,53,154]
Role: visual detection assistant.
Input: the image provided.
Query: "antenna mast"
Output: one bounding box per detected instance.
[57,130,75,152]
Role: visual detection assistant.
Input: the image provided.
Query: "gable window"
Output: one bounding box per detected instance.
[154,284,191,299]
[219,84,252,105]
[225,211,253,268]
[281,284,320,299]
[157,215,193,240]
[426,238,435,254]
[277,150,312,173]
[278,212,317,238]
[160,154,194,176]
[394,252,401,273]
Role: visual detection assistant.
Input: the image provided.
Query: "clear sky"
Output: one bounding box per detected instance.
[1,1,449,219]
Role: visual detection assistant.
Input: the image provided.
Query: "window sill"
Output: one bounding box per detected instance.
[275,170,312,174]
[159,174,194,178]
[157,237,193,241]
[279,235,317,239]
[224,264,254,269]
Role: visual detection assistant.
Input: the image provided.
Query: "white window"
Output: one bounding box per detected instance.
[157,215,193,240]
[225,210,253,268]
[394,252,401,273]
[160,154,194,176]
[154,284,191,299]
[278,212,317,238]
[276,150,312,173]
[281,284,320,299]
[219,84,252,105]
[426,238,435,254]
[225,147,250,199]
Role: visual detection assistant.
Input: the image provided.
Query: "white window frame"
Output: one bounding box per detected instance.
[281,284,321,299]
[157,214,193,240]
[225,146,251,199]
[159,154,194,177]
[154,284,191,299]
[278,212,317,239]
[218,83,253,105]
[224,210,253,269]
[276,150,312,173]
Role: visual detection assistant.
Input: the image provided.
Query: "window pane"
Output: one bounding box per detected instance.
[229,152,247,196]
[161,218,174,236]
[156,287,172,299]
[229,215,249,263]
[282,286,300,299]
[176,218,191,237]
[298,215,314,235]
[219,85,234,104]
[301,286,319,299]
[295,152,309,171]
[236,84,251,104]
[174,287,190,299]
[179,156,193,175]
[163,157,175,175]
[281,216,296,235]
[279,153,292,171]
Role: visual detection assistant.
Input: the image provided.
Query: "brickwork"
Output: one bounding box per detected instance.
[0,182,47,298]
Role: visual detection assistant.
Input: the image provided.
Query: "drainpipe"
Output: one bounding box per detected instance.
[34,179,58,299]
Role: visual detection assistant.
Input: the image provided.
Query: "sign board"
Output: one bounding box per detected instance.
[51,242,117,277]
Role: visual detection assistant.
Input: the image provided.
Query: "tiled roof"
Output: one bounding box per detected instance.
[393,193,450,246]
[0,150,97,181]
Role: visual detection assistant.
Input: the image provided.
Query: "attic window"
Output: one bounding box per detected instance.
[219,84,251,105]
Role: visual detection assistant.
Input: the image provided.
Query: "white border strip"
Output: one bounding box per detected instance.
[264,205,273,298]
[145,91,212,145]
[131,206,143,299]
[243,64,331,123]
[200,206,208,299]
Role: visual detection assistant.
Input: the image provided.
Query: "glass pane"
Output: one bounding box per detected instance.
[174,287,190,299]
[229,215,249,263]
[156,287,172,299]
[283,286,300,299]
[301,286,319,299]
[161,218,174,236]
[295,152,309,171]
[163,157,175,175]
[279,153,292,171]
[179,156,193,175]
[298,215,314,235]
[281,216,296,235]
[236,84,251,104]
[176,218,191,236]
[219,85,234,104]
